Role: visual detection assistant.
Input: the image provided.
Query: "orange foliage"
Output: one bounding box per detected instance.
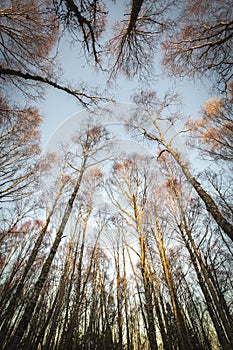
[86,167,103,180]
[202,127,219,143]
[202,98,223,119]
[187,95,233,161]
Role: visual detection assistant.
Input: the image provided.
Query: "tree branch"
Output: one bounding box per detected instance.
[0,66,110,108]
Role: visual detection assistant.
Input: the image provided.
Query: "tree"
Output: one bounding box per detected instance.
[0,0,57,71]
[186,96,233,162]
[0,175,68,346]
[0,0,109,107]
[0,95,41,202]
[107,156,160,350]
[53,0,107,64]
[131,90,233,241]
[107,0,175,79]
[60,168,104,350]
[54,0,174,79]
[162,0,233,91]
[2,123,110,350]
[0,0,57,98]
[147,185,192,350]
[158,152,233,349]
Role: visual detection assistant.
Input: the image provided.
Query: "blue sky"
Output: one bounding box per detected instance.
[37,1,211,153]
[39,66,210,153]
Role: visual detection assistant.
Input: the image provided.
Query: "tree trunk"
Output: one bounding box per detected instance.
[166,144,233,241]
[5,156,88,350]
[144,130,233,241]
[152,219,192,350]
[179,221,233,349]
[0,182,65,349]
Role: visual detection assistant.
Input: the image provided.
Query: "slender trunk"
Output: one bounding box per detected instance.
[68,205,92,349]
[37,286,61,350]
[57,220,80,349]
[132,194,158,350]
[122,247,132,350]
[124,239,148,344]
[0,182,65,348]
[206,255,233,330]
[182,272,212,350]
[152,219,192,350]
[163,156,232,349]
[114,247,123,350]
[144,129,233,240]
[23,291,47,350]
[42,243,74,350]
[166,144,233,241]
[147,247,170,350]
[139,235,158,350]
[5,156,88,350]
[179,222,233,349]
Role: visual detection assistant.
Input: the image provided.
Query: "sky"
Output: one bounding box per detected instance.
[39,47,210,155]
[37,1,211,156]
[8,1,217,250]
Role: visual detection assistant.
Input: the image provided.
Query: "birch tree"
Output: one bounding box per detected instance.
[2,123,110,350]
[131,90,233,241]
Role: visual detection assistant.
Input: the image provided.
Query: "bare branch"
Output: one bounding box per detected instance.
[0,66,111,108]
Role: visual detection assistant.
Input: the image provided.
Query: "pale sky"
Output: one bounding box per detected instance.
[37,1,211,154]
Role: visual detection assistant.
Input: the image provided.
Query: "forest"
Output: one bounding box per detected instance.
[0,1,233,349]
